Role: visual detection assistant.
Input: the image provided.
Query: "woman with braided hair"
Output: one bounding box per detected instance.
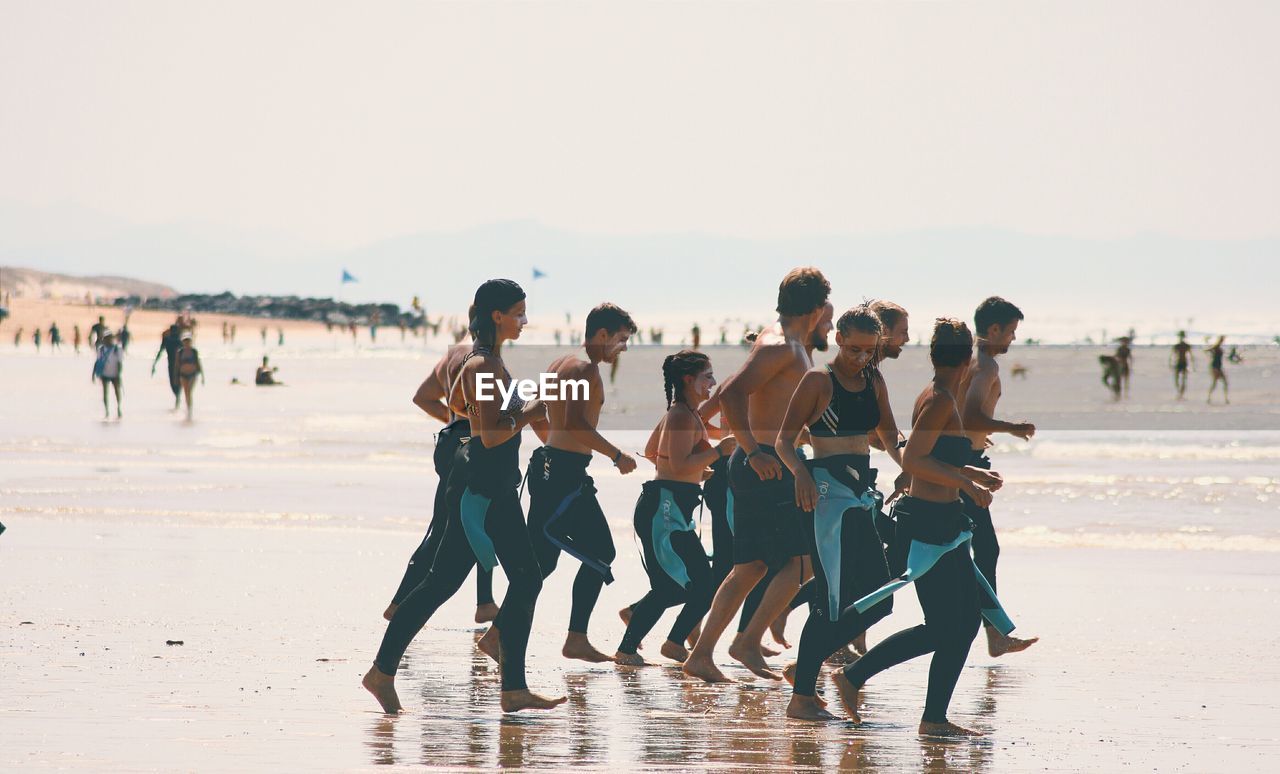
[614,351,736,665]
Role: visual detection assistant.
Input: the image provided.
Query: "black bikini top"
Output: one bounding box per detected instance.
[458,346,525,417]
[929,435,973,468]
[808,365,880,438]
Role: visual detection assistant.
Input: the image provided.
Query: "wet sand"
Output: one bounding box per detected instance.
[3,517,1278,771]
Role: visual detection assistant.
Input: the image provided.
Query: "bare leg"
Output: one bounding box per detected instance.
[113,381,122,418]
[682,561,767,683]
[659,639,689,663]
[731,556,805,679]
[831,668,863,723]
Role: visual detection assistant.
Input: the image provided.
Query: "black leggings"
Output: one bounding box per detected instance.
[527,447,616,635]
[962,452,999,595]
[618,482,715,655]
[841,502,981,723]
[792,491,893,694]
[389,422,494,607]
[375,448,543,692]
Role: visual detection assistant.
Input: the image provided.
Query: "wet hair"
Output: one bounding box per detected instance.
[836,304,884,338]
[868,300,908,332]
[662,350,711,408]
[585,303,637,340]
[468,279,526,348]
[973,296,1024,338]
[930,318,974,368]
[776,267,831,318]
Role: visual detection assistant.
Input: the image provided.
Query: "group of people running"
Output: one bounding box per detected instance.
[365,269,1038,737]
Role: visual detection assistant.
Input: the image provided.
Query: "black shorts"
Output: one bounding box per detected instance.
[727,445,807,567]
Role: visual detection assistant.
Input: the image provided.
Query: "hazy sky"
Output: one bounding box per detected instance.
[3,0,1278,251]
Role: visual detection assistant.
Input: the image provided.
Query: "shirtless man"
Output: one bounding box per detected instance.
[682,267,834,683]
[482,303,638,664]
[960,297,1039,657]
[384,342,502,626]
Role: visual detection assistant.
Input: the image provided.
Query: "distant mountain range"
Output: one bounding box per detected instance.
[0,266,177,303]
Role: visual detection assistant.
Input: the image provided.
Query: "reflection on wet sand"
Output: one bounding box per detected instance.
[367,653,1013,771]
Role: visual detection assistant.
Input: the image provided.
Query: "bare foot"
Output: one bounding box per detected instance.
[362,665,402,714]
[682,652,734,684]
[562,632,614,663]
[474,603,499,624]
[986,627,1039,658]
[852,632,867,656]
[686,623,701,649]
[382,603,398,622]
[919,720,984,738]
[760,643,782,658]
[477,625,501,663]
[500,689,567,713]
[660,639,689,663]
[728,636,781,680]
[830,669,862,723]
[618,606,644,650]
[825,645,859,665]
[769,610,792,648]
[614,651,647,666]
[785,694,835,721]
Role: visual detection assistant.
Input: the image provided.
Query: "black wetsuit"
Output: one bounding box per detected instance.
[158,328,182,397]
[375,354,544,692]
[389,418,495,609]
[960,449,998,594]
[617,481,715,655]
[526,445,616,636]
[792,367,894,697]
[841,434,981,724]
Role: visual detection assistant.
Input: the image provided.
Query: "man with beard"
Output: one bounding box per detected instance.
[682,268,834,683]
[960,296,1039,657]
[479,303,639,664]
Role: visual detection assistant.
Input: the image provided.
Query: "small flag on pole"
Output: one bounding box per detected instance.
[341,269,358,284]
[532,267,547,280]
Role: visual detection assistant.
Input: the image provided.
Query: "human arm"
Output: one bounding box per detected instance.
[962,364,1034,440]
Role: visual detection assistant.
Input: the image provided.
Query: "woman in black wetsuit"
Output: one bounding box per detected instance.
[364,279,565,715]
[774,305,906,721]
[830,317,1006,737]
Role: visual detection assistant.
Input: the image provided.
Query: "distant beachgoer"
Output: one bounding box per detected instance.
[1011,363,1028,379]
[255,356,281,386]
[1169,330,1193,399]
[1099,355,1122,400]
[1207,336,1229,404]
[260,326,268,345]
[32,328,41,352]
[13,327,22,348]
[73,325,83,354]
[119,325,131,351]
[175,332,204,419]
[222,321,230,343]
[691,323,701,350]
[1114,337,1133,398]
[230,324,237,343]
[1228,346,1243,364]
[89,316,108,348]
[92,331,124,419]
[151,323,184,409]
[49,322,62,351]
[277,327,284,346]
